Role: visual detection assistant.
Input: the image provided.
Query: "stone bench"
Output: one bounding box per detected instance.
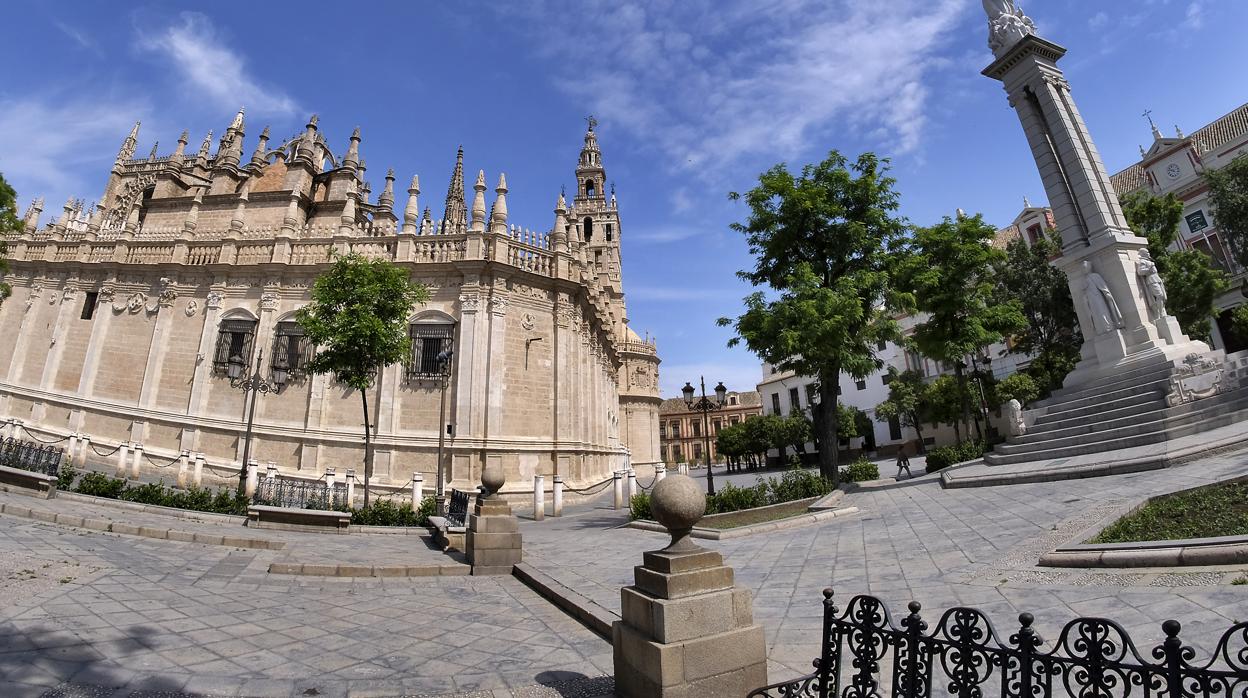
[247,504,351,533]
[0,464,58,499]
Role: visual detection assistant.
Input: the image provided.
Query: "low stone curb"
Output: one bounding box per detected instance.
[0,500,284,550]
[940,435,1248,489]
[626,505,859,540]
[1041,534,1248,568]
[267,561,470,577]
[512,562,618,641]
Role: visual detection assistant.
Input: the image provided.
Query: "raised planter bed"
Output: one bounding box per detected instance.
[0,464,58,499]
[247,504,351,532]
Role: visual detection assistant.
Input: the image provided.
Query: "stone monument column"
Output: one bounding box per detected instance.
[613,475,766,697]
[464,458,522,575]
[981,3,1210,388]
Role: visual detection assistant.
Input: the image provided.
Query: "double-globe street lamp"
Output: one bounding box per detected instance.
[681,377,728,495]
[228,349,287,495]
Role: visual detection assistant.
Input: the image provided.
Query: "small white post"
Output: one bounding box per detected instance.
[192,453,205,488]
[176,451,190,489]
[345,468,356,506]
[533,474,545,521]
[68,433,78,462]
[655,463,666,483]
[626,468,637,501]
[130,443,143,479]
[612,470,624,510]
[115,442,130,478]
[77,434,90,464]
[411,473,424,512]
[553,475,564,517]
[245,459,258,497]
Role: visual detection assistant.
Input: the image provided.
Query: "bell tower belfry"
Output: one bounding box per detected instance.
[570,117,622,289]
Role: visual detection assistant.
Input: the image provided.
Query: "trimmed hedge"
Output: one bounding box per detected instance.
[630,468,836,520]
[925,440,985,473]
[840,457,879,483]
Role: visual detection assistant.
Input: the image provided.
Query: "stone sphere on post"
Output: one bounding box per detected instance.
[649,474,705,554]
[481,459,506,498]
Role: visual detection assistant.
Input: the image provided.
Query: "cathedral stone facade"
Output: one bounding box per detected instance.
[0,111,662,493]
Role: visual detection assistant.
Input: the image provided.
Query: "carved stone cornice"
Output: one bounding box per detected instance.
[205,291,225,310]
[259,292,280,312]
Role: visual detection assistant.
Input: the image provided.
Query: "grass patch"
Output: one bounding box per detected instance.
[1091,480,1248,544]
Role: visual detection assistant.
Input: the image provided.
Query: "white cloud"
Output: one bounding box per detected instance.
[504,0,966,177]
[630,224,703,244]
[1182,1,1205,30]
[0,97,148,213]
[53,21,94,50]
[1088,11,1109,28]
[139,12,297,116]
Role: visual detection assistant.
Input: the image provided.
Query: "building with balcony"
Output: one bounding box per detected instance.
[657,390,760,465]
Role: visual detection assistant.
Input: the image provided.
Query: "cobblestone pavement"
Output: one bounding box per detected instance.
[0,502,612,697]
[522,447,1248,683]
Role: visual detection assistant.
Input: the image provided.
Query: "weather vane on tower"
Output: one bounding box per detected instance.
[586,115,597,131]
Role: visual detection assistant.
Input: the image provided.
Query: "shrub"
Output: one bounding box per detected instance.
[996,373,1039,407]
[56,462,78,491]
[351,497,434,527]
[119,482,167,505]
[925,440,986,473]
[766,468,834,503]
[706,482,766,514]
[840,457,879,483]
[629,492,652,521]
[75,472,127,498]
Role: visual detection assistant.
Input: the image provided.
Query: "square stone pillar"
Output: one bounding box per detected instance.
[613,475,767,697]
[465,490,522,576]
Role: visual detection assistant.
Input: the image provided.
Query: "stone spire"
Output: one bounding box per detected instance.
[402,175,421,233]
[22,197,44,232]
[1176,125,1185,139]
[358,159,369,203]
[421,206,433,234]
[147,142,159,162]
[196,130,214,162]
[251,126,270,166]
[552,190,569,253]
[441,147,467,233]
[218,108,246,168]
[115,121,140,166]
[1023,195,1031,208]
[489,173,508,233]
[228,107,245,132]
[379,168,396,209]
[470,169,487,232]
[171,130,189,166]
[343,126,361,169]
[575,118,606,201]
[297,114,319,163]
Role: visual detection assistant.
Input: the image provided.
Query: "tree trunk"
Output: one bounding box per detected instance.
[817,367,840,484]
[954,363,971,446]
[909,414,927,454]
[360,387,373,509]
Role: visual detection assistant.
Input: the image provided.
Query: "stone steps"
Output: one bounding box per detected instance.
[1031,377,1172,416]
[1031,390,1164,428]
[985,392,1248,465]
[1011,393,1242,445]
[1031,361,1175,409]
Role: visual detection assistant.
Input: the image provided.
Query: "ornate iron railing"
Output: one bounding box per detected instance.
[252,476,347,511]
[446,488,472,527]
[750,589,1248,698]
[0,437,63,477]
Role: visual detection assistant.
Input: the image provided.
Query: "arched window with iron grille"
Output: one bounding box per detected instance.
[271,321,313,379]
[212,318,257,374]
[406,323,455,380]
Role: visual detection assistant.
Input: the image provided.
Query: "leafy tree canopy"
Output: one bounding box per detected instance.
[0,172,20,303]
[719,151,909,480]
[1205,154,1248,271]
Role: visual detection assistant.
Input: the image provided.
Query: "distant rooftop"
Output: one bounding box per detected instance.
[1110,102,1248,194]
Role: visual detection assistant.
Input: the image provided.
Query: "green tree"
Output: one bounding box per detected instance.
[991,233,1081,396]
[1231,305,1248,347]
[718,151,907,482]
[776,412,812,458]
[0,172,21,304]
[994,372,1040,407]
[715,423,749,469]
[741,414,783,467]
[873,367,929,453]
[895,214,1025,443]
[1121,191,1230,341]
[1205,154,1248,272]
[923,375,969,443]
[297,253,428,506]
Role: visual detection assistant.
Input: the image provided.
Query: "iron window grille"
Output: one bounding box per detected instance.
[272,322,313,379]
[406,323,454,380]
[212,319,257,375]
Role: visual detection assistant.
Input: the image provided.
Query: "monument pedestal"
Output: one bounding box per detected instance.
[465,495,522,576]
[612,476,767,697]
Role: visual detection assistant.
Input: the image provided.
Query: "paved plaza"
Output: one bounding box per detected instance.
[3,447,1248,696]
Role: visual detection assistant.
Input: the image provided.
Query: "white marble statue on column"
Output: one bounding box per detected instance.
[1136,251,1169,321]
[1082,261,1125,334]
[983,0,1037,56]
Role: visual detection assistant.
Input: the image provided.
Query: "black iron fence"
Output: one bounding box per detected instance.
[446,488,471,526]
[0,437,64,477]
[750,589,1248,698]
[252,476,348,510]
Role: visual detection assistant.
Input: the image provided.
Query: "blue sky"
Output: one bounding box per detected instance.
[2,0,1244,397]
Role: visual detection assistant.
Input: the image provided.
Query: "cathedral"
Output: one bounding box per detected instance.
[0,111,662,494]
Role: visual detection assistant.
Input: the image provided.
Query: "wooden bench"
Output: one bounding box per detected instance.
[429,488,472,552]
[0,464,58,499]
[247,504,351,532]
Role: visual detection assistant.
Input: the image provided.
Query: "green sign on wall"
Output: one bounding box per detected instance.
[1186,210,1209,233]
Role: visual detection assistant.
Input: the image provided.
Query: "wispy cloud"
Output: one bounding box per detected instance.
[139,12,297,116]
[628,286,736,301]
[631,225,704,244]
[0,97,147,210]
[503,0,966,178]
[53,20,94,50]
[1182,1,1205,30]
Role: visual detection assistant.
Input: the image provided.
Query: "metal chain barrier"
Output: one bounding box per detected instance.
[18,425,72,445]
[88,442,124,458]
[635,472,661,492]
[142,451,183,469]
[565,476,615,496]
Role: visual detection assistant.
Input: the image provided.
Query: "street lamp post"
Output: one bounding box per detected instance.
[682,377,727,495]
[228,348,287,495]
[434,348,454,512]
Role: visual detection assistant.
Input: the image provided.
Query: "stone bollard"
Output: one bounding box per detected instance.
[346,468,357,506]
[77,435,91,464]
[614,474,768,694]
[244,459,259,497]
[655,464,666,483]
[613,474,767,696]
[68,434,78,462]
[533,474,545,521]
[176,451,190,489]
[411,473,424,512]
[192,453,205,488]
[613,471,625,510]
[129,443,144,480]
[553,476,564,517]
[627,469,637,501]
[115,442,130,478]
[465,459,523,575]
